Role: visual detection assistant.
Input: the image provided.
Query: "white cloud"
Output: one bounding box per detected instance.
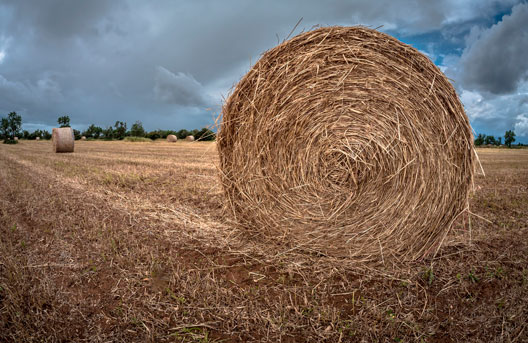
[459,3,528,94]
[514,114,528,136]
[442,0,518,25]
[0,34,11,64]
[460,89,493,120]
[456,81,528,137]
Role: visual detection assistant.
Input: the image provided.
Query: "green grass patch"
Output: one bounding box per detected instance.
[124,136,152,142]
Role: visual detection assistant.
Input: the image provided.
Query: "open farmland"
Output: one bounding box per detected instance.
[1,141,527,342]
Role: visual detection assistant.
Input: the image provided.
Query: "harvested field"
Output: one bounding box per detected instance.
[1,141,527,342]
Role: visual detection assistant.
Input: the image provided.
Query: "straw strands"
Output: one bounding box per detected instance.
[218,26,475,262]
[52,127,75,153]
[167,134,178,142]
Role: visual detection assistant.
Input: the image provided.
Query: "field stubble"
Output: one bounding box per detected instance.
[0,141,527,342]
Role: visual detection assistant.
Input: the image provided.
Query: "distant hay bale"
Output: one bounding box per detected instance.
[185,135,195,141]
[81,136,86,140]
[14,137,18,141]
[167,134,178,142]
[36,137,40,141]
[52,127,74,153]
[218,26,475,262]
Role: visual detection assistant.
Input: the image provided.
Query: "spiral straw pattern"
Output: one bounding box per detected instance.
[218,26,474,261]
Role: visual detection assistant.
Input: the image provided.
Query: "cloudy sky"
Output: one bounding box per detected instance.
[0,0,527,142]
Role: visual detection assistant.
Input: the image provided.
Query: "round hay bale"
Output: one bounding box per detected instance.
[218,26,474,262]
[185,135,195,141]
[167,134,178,142]
[14,137,18,141]
[36,137,40,141]
[81,136,87,140]
[52,127,74,153]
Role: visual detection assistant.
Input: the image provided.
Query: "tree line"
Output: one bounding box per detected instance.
[3,112,522,147]
[1,113,215,144]
[474,130,517,148]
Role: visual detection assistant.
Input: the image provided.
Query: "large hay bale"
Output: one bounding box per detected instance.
[52,127,74,153]
[167,134,178,142]
[36,137,40,141]
[185,135,195,141]
[81,136,87,140]
[14,137,18,141]
[218,26,474,262]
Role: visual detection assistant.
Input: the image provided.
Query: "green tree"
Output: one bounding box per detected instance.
[83,124,103,139]
[102,126,114,140]
[73,129,81,140]
[0,117,8,141]
[474,134,485,146]
[496,137,502,146]
[30,129,44,140]
[114,121,127,140]
[484,135,496,145]
[8,112,22,138]
[130,121,146,137]
[504,130,516,148]
[176,129,189,139]
[1,112,22,143]
[146,130,161,140]
[58,115,71,128]
[194,127,216,141]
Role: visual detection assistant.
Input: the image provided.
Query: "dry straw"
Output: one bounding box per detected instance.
[218,26,475,262]
[185,135,195,141]
[167,134,178,142]
[52,127,74,153]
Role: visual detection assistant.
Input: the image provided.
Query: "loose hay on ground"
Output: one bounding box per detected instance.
[218,26,475,263]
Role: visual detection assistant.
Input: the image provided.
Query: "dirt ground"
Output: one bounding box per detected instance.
[1,141,527,342]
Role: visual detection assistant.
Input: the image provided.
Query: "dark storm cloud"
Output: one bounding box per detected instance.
[460,3,528,94]
[11,0,118,39]
[0,0,524,134]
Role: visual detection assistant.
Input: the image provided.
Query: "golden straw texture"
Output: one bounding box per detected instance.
[218,26,474,262]
[52,127,74,153]
[167,134,178,142]
[185,135,195,141]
